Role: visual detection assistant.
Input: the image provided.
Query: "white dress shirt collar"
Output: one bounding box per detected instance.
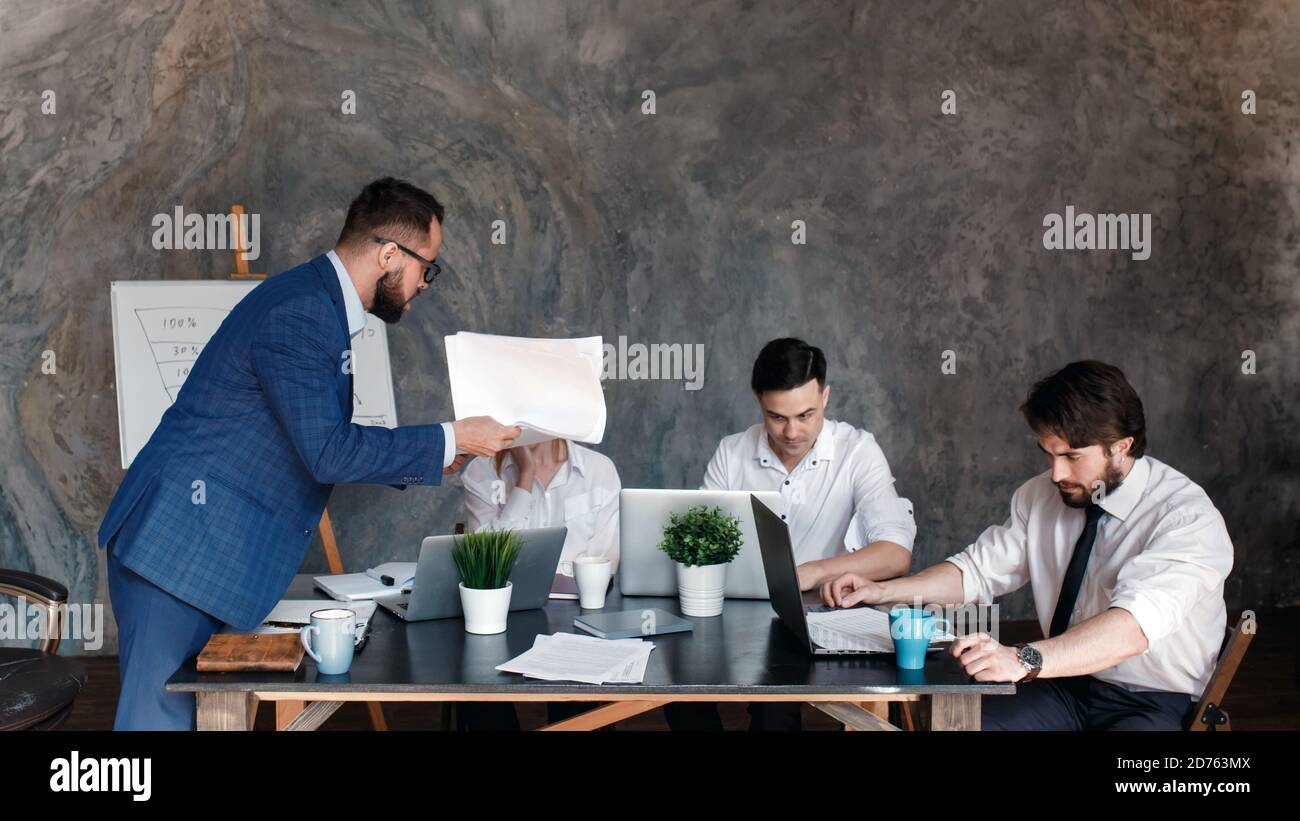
[752,424,838,472]
[499,440,589,487]
[1098,454,1151,523]
[326,249,367,338]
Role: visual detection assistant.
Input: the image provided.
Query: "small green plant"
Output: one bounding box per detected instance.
[658,505,743,567]
[451,529,523,589]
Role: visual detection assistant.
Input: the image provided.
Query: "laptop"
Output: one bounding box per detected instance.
[751,494,887,656]
[618,489,785,598]
[376,526,567,622]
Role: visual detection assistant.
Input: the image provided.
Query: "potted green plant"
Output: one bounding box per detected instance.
[658,505,743,617]
[451,529,524,634]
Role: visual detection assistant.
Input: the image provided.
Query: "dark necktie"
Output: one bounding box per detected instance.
[1049,503,1105,637]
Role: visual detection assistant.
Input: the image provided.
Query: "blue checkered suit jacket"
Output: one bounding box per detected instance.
[98,254,445,630]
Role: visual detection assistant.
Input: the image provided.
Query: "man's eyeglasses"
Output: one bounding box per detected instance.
[373,236,441,284]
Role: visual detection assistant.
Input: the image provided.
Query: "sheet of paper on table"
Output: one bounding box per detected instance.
[445,332,606,446]
[495,632,655,684]
[805,606,955,653]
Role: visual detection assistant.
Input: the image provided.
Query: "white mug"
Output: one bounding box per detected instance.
[572,555,612,609]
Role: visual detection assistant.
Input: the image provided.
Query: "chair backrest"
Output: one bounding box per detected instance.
[1188,611,1255,731]
[0,569,68,654]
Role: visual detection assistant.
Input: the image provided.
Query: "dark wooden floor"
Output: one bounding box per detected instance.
[58,608,1299,731]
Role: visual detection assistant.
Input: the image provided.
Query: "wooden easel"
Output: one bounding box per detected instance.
[229,204,388,731]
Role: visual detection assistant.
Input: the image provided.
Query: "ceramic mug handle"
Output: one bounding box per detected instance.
[300,624,322,663]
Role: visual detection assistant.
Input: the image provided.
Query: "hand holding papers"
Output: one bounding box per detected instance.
[446,332,606,447]
[495,633,654,684]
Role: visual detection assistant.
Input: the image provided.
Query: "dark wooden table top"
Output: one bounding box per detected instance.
[167,575,1014,697]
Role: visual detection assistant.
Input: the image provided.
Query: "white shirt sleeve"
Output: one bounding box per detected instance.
[1108,504,1234,646]
[440,422,457,468]
[586,480,622,575]
[849,436,917,551]
[463,458,534,532]
[701,440,730,490]
[944,480,1035,604]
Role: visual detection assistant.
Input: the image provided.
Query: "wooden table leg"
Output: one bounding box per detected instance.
[196,692,255,731]
[814,701,900,731]
[279,701,344,731]
[900,701,916,731]
[929,693,981,731]
[276,700,305,730]
[538,700,668,731]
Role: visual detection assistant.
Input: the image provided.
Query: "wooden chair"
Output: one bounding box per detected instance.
[1188,611,1255,731]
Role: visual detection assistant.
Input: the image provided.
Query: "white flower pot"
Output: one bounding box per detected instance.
[459,581,513,635]
[675,562,728,617]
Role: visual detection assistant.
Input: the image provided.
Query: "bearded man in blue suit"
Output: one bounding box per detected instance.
[99,178,520,729]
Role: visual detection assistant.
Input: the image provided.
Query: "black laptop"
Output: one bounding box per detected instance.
[751,494,884,656]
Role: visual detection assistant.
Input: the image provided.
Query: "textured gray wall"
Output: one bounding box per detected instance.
[1,0,1296,654]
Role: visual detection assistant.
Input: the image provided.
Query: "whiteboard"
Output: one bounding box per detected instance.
[110,280,398,468]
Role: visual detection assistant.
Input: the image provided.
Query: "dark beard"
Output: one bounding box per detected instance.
[371,269,407,324]
[1058,460,1126,508]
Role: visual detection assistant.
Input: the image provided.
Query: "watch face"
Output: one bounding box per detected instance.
[1020,645,1043,668]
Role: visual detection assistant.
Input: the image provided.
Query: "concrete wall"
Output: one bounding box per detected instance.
[1,0,1296,653]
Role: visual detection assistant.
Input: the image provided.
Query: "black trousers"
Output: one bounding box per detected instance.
[982,675,1196,731]
[662,701,802,731]
[457,701,607,731]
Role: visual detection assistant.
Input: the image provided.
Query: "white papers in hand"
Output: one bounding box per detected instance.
[445,332,606,446]
[495,632,654,684]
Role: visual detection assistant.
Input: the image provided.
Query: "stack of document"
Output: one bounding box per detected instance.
[314,562,416,601]
[218,600,378,647]
[445,332,606,446]
[496,633,654,684]
[805,607,954,653]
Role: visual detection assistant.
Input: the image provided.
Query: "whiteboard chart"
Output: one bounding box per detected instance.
[110,280,398,468]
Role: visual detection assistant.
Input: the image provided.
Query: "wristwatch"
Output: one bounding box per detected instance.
[1014,643,1043,682]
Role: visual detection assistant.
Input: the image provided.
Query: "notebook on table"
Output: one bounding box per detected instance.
[197,633,305,672]
[573,608,692,639]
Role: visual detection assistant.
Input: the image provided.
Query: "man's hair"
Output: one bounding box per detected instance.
[336,177,445,249]
[1020,360,1146,458]
[751,338,827,394]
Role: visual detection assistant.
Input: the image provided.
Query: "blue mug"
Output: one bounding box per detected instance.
[888,607,950,670]
[300,608,356,675]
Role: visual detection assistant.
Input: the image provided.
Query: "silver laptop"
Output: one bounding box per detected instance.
[377,526,567,622]
[618,489,784,598]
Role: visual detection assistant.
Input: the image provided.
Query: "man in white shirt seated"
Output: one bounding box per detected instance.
[822,360,1234,730]
[667,337,918,730]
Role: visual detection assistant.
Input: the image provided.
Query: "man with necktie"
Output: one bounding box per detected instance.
[821,360,1234,730]
[99,178,520,729]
